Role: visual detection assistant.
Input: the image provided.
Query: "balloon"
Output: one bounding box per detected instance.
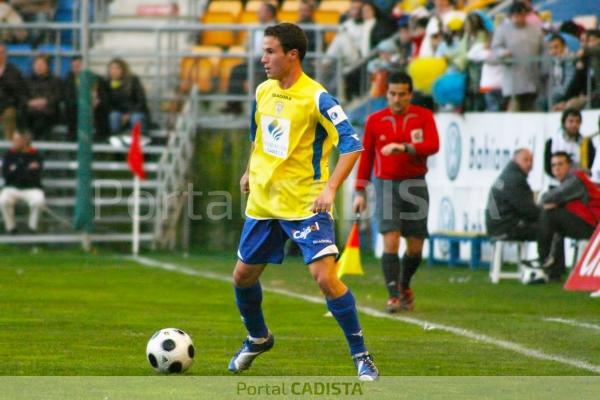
[407,57,447,94]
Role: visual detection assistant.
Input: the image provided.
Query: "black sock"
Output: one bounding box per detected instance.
[381,253,401,297]
[401,254,422,290]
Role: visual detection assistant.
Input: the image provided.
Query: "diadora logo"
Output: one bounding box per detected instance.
[267,119,285,141]
[292,222,320,240]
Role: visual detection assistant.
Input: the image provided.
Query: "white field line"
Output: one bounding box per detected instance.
[130,256,600,374]
[543,317,600,332]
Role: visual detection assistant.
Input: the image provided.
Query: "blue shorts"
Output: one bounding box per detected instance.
[237,213,339,265]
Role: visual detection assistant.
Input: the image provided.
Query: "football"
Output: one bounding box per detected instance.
[146,328,195,373]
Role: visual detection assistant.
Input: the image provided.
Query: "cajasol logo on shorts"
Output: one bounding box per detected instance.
[292,222,320,240]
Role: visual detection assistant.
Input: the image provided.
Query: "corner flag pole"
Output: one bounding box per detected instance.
[132,175,140,255]
[127,121,145,256]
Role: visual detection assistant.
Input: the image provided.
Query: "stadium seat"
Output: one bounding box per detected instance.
[319,0,351,13]
[236,11,260,45]
[180,46,222,93]
[218,46,245,92]
[6,44,33,76]
[207,0,243,18]
[277,10,298,23]
[314,10,340,44]
[201,11,236,47]
[281,0,301,12]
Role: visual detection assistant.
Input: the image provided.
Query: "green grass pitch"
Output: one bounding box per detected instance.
[0,248,599,376]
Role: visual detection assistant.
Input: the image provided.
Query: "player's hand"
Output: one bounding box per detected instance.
[353,194,366,214]
[240,171,250,194]
[381,143,404,156]
[312,186,335,213]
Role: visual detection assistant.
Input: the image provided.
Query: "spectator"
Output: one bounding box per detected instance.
[485,148,540,241]
[106,58,149,136]
[221,1,276,115]
[360,0,396,57]
[554,29,600,110]
[392,17,414,68]
[62,56,110,141]
[419,0,465,57]
[543,33,576,109]
[297,0,322,76]
[0,0,26,43]
[539,152,599,281]
[25,55,61,139]
[0,130,44,234]
[367,39,402,97]
[411,16,429,56]
[544,108,595,179]
[10,0,56,46]
[462,12,492,111]
[589,116,600,185]
[491,1,543,111]
[0,43,26,139]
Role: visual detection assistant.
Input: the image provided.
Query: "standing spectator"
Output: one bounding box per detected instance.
[106,58,149,136]
[543,34,576,109]
[25,55,61,139]
[62,56,109,141]
[485,148,540,240]
[221,1,277,115]
[0,130,44,234]
[0,0,27,43]
[360,0,396,58]
[462,12,492,111]
[419,0,465,57]
[491,1,543,111]
[353,72,440,313]
[10,0,56,46]
[0,43,26,139]
[539,152,599,281]
[544,108,595,179]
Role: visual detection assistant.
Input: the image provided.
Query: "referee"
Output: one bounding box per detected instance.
[353,72,440,313]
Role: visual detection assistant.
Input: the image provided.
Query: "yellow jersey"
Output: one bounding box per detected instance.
[246,73,362,220]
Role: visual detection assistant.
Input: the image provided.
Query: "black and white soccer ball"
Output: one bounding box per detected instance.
[520,260,549,285]
[146,328,195,373]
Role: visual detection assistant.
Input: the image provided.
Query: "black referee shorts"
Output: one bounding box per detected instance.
[374,177,429,238]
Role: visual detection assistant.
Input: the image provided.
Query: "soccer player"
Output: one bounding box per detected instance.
[353,72,439,313]
[228,23,378,381]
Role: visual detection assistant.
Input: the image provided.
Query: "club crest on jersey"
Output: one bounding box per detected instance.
[292,222,320,240]
[275,101,284,115]
[410,128,424,143]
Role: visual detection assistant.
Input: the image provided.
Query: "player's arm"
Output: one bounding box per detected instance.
[240,100,258,194]
[313,151,361,213]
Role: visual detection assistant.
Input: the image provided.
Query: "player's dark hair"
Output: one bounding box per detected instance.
[388,72,413,92]
[561,107,582,126]
[548,33,565,45]
[551,151,572,165]
[264,23,308,61]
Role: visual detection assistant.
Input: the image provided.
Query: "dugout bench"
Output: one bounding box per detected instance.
[428,231,490,269]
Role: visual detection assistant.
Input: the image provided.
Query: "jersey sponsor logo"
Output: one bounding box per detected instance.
[261,116,290,158]
[326,105,348,126]
[292,221,320,240]
[410,128,424,143]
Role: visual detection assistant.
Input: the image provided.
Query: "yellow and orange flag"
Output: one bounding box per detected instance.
[336,221,364,278]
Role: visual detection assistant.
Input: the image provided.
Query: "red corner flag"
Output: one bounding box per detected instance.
[127,121,145,179]
[336,221,364,278]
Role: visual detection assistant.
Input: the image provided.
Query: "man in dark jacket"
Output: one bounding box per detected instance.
[539,151,599,280]
[486,148,540,240]
[0,130,45,233]
[0,43,27,139]
[25,55,62,139]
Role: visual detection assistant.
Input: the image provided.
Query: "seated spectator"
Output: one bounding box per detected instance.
[485,148,540,241]
[544,108,595,179]
[221,1,276,115]
[25,55,62,139]
[0,130,45,234]
[62,56,109,141]
[10,0,56,46]
[0,0,27,43]
[543,33,576,109]
[106,58,149,136]
[539,152,599,280]
[554,29,600,111]
[491,1,543,111]
[392,17,414,68]
[0,43,26,139]
[367,39,403,97]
